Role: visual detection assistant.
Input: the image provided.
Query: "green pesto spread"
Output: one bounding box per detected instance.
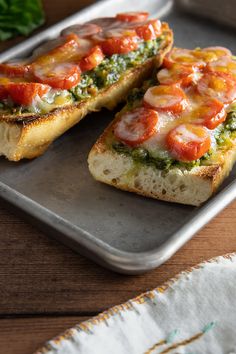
[111,86,236,172]
[70,37,162,101]
[0,37,163,114]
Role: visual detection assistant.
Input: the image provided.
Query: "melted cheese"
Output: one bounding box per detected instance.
[27,89,73,114]
[141,82,230,158]
[142,112,176,157]
[135,48,236,161]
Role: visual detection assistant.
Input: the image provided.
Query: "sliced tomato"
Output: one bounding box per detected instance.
[33,63,81,89]
[50,33,79,50]
[7,82,50,105]
[116,12,149,23]
[163,48,206,69]
[193,98,227,129]
[104,27,138,38]
[87,18,119,31]
[0,77,11,85]
[135,19,161,40]
[79,45,104,72]
[166,123,211,161]
[31,37,66,60]
[143,85,187,114]
[89,17,148,33]
[100,33,138,55]
[92,24,138,41]
[194,46,232,63]
[90,21,137,45]
[157,63,201,87]
[61,23,102,38]
[197,72,236,104]
[206,57,236,78]
[114,107,158,146]
[0,85,8,100]
[93,23,137,38]
[33,34,80,66]
[0,63,29,77]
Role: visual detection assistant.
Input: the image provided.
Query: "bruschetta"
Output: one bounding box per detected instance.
[0,12,173,161]
[88,46,236,206]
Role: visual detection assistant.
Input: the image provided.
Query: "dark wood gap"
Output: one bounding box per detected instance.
[0,316,91,354]
[0,311,99,320]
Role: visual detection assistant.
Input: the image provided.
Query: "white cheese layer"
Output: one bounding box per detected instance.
[141,90,222,158]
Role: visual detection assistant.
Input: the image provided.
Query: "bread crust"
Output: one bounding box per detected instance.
[89,148,236,206]
[0,25,173,161]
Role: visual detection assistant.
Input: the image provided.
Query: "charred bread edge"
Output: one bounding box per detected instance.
[88,124,236,206]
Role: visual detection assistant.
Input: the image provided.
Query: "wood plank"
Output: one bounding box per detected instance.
[0,316,89,354]
[0,200,235,315]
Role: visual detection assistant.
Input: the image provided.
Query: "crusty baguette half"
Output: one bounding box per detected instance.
[0,27,173,161]
[88,113,236,207]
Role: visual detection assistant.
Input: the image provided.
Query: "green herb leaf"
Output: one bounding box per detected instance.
[0,0,45,42]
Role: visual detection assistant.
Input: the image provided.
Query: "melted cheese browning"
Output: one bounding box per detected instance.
[139,47,236,161]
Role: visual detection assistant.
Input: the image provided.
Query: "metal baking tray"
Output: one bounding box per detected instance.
[1,0,236,274]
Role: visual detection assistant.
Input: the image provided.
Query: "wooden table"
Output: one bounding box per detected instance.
[0,2,236,353]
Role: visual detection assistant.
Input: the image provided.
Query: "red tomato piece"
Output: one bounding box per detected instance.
[92,24,138,41]
[143,85,187,114]
[157,63,201,87]
[0,77,11,101]
[104,27,137,38]
[194,46,232,63]
[135,19,161,40]
[116,12,149,23]
[0,63,29,77]
[163,48,206,69]
[87,18,119,31]
[0,85,8,100]
[193,98,227,130]
[100,33,139,55]
[7,82,50,105]
[197,72,236,104]
[88,17,146,34]
[33,63,81,89]
[62,23,102,38]
[50,33,79,51]
[31,37,66,60]
[166,123,211,161]
[79,45,104,72]
[206,57,236,78]
[34,34,80,66]
[114,107,158,146]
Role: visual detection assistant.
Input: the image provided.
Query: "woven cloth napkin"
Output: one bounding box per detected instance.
[36,254,236,354]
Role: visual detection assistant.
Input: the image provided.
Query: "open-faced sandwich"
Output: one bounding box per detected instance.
[0,12,172,161]
[88,46,236,206]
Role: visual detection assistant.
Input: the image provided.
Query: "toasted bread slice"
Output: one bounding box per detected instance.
[88,116,236,206]
[88,44,236,206]
[88,136,236,207]
[0,26,173,161]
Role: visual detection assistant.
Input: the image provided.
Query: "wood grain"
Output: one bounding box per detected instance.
[0,201,236,316]
[0,200,236,353]
[0,316,89,354]
[0,0,236,353]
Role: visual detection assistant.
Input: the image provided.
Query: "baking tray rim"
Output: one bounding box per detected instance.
[0,179,235,274]
[0,0,236,274]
